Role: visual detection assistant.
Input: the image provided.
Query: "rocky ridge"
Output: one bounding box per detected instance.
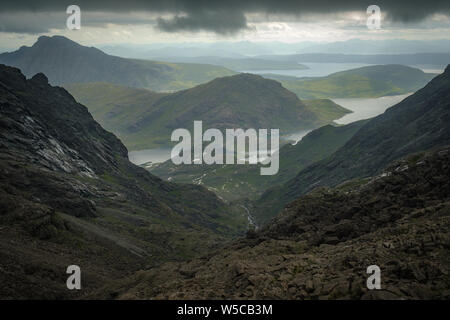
[0,65,247,299]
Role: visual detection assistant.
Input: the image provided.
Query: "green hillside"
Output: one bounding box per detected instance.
[266,65,435,99]
[302,99,351,123]
[150,120,368,201]
[66,75,350,150]
[154,56,309,71]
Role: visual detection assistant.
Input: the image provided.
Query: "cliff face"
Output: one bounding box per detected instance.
[1,66,129,170]
[0,65,246,299]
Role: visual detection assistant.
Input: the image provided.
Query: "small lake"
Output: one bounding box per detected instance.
[332,93,413,125]
[128,147,277,165]
[128,148,172,165]
[410,64,445,74]
[282,129,312,145]
[128,130,314,166]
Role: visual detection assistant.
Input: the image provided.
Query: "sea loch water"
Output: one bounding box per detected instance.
[332,93,413,125]
[127,94,412,166]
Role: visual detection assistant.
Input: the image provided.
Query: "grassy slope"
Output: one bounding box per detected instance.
[150,120,368,202]
[302,99,351,123]
[66,77,350,150]
[156,61,237,91]
[63,82,170,147]
[271,65,435,99]
[154,56,309,71]
[203,57,309,71]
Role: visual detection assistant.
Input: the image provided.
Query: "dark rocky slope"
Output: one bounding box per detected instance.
[0,65,246,299]
[93,147,450,299]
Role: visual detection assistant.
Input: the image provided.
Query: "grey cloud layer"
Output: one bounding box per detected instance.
[0,0,449,34]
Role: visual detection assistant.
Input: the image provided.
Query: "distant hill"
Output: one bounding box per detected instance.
[254,65,450,223]
[150,119,367,201]
[99,39,450,58]
[258,52,450,66]
[66,75,350,150]
[298,39,450,54]
[148,56,309,71]
[267,65,435,99]
[63,82,169,148]
[0,36,236,91]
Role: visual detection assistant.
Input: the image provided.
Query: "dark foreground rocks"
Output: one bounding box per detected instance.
[92,147,450,300]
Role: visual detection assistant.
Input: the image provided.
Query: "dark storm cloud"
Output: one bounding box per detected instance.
[0,17,55,34]
[156,9,249,34]
[0,0,449,34]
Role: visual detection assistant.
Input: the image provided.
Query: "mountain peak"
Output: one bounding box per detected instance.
[444,64,450,74]
[208,72,279,88]
[30,72,49,85]
[230,72,265,80]
[0,36,235,90]
[34,35,80,48]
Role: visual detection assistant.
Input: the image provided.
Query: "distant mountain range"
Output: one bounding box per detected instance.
[100,41,278,58]
[65,74,350,150]
[296,39,450,55]
[0,64,247,298]
[145,56,309,71]
[254,65,450,223]
[0,36,236,92]
[258,52,450,66]
[265,65,436,99]
[99,39,450,57]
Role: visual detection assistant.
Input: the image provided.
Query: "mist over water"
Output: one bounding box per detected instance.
[332,93,413,125]
[128,148,172,165]
[128,130,313,166]
[282,130,311,145]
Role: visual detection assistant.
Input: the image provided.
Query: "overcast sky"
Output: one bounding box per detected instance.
[1,0,450,50]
